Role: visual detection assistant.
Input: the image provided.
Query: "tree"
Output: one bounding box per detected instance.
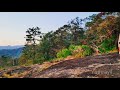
[68,17,85,45]
[37,17,85,60]
[23,27,43,63]
[0,55,13,67]
[38,31,55,61]
[85,12,117,54]
[18,12,120,65]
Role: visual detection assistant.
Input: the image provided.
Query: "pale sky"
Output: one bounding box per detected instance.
[0,12,99,46]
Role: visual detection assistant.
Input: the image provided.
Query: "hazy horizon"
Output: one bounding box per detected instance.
[0,12,99,46]
[0,45,24,46]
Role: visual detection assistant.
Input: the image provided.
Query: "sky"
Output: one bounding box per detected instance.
[0,12,99,46]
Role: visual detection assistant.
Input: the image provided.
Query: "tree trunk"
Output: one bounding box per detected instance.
[13,60,14,66]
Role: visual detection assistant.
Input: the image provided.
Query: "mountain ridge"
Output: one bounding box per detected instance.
[0,45,24,50]
[0,46,24,58]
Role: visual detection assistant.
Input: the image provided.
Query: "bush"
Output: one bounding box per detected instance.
[98,36,116,53]
[69,45,76,51]
[57,49,71,58]
[33,57,45,64]
[24,60,33,66]
[70,45,94,58]
[81,45,94,56]
[56,45,94,59]
[18,55,28,65]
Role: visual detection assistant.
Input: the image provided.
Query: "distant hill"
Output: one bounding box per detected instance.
[0,45,24,58]
[0,45,24,50]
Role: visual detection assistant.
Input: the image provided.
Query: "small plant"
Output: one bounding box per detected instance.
[24,60,33,66]
[70,45,94,58]
[69,45,76,51]
[57,49,71,58]
[81,45,94,56]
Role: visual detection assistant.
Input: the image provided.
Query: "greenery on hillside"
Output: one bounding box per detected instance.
[0,48,23,68]
[17,12,120,66]
[0,56,18,69]
[1,12,120,68]
[0,48,23,58]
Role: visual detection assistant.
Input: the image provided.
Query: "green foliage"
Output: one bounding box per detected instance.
[25,27,42,61]
[98,36,116,53]
[56,45,93,59]
[71,45,83,58]
[33,57,45,64]
[19,12,119,66]
[1,12,120,69]
[24,60,33,66]
[57,49,71,58]
[70,45,94,58]
[0,55,15,68]
[18,54,28,65]
[69,45,93,56]
[81,45,94,56]
[69,45,76,51]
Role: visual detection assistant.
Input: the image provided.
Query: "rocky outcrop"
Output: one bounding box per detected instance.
[0,53,120,78]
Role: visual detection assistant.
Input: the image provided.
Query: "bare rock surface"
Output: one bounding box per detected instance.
[0,53,120,78]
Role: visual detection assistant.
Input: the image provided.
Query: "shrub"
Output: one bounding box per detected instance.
[81,45,94,56]
[69,45,76,51]
[70,45,94,58]
[33,57,45,64]
[57,49,71,58]
[24,60,33,66]
[18,55,28,65]
[71,46,82,55]
[56,45,94,59]
[98,36,116,53]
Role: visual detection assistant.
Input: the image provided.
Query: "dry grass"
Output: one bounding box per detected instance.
[109,49,118,53]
